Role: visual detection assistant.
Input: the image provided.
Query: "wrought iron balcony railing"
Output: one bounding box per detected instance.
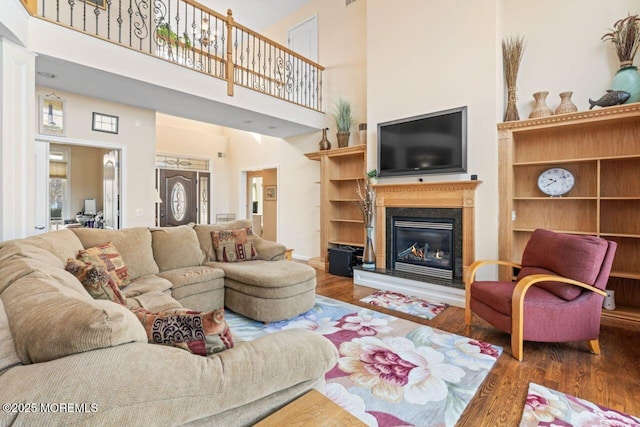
[20,0,324,111]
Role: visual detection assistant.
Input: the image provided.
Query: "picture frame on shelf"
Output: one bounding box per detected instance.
[264,185,277,201]
[39,95,66,137]
[92,112,119,134]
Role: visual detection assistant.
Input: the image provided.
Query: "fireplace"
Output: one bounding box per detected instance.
[392,218,454,280]
[354,181,480,308]
[385,207,463,283]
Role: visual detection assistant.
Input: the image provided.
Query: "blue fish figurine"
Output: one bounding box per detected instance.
[588,90,630,109]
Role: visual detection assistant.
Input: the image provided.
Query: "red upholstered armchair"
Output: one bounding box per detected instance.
[465,229,617,361]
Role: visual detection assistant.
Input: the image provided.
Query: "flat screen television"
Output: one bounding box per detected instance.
[377,106,467,177]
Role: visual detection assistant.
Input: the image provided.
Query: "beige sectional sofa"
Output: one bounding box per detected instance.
[0,220,338,426]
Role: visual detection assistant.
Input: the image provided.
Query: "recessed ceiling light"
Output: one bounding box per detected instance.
[268,126,277,129]
[37,71,56,78]
[243,120,253,124]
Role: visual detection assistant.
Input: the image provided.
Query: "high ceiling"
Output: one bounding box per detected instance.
[198,0,314,31]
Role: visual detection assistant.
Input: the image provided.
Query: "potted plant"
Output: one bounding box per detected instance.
[602,14,640,103]
[366,169,378,184]
[332,98,353,148]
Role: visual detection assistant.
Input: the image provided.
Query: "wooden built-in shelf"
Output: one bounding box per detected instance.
[306,145,367,271]
[498,103,640,326]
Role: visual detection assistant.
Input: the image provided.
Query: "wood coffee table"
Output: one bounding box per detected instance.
[254,389,366,426]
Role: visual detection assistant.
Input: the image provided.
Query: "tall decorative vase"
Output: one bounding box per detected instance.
[318,128,331,150]
[555,91,578,114]
[611,63,640,104]
[529,91,554,119]
[362,225,376,270]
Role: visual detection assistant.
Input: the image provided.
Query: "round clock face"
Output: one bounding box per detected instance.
[537,168,575,196]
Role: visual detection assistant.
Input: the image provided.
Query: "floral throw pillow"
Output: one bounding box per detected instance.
[211,227,259,262]
[77,242,130,288]
[65,258,127,306]
[131,307,234,356]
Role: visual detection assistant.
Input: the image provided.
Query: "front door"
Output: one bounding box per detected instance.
[159,170,198,226]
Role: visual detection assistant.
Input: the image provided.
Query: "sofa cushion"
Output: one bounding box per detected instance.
[195,221,287,262]
[159,266,225,289]
[0,297,20,373]
[66,258,127,306]
[8,228,84,266]
[0,244,87,295]
[211,227,259,262]
[132,306,233,356]
[77,242,130,287]
[1,273,147,364]
[518,229,609,300]
[151,225,205,272]
[126,290,183,312]
[121,274,173,298]
[71,227,159,280]
[208,260,315,289]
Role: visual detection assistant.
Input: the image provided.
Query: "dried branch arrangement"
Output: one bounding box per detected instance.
[355,179,375,227]
[602,14,640,65]
[502,35,526,122]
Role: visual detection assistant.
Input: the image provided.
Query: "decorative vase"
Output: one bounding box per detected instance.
[555,91,578,114]
[318,128,331,150]
[529,91,554,119]
[368,177,378,185]
[362,225,376,270]
[611,63,640,104]
[336,131,350,148]
[358,123,367,145]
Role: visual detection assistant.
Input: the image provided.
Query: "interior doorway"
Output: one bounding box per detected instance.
[35,139,123,232]
[245,168,277,242]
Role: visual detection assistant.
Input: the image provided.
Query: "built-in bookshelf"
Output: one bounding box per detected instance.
[498,104,640,328]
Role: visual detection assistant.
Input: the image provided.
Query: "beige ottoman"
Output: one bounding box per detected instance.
[206,260,316,322]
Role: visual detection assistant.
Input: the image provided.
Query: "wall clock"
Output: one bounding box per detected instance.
[537,168,575,196]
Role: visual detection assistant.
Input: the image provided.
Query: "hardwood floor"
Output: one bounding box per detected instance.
[313,267,640,426]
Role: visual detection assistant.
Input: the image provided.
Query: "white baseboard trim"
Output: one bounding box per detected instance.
[353,269,465,308]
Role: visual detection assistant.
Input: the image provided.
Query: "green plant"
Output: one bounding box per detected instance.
[156,20,192,49]
[366,169,378,178]
[333,98,354,132]
[602,14,640,63]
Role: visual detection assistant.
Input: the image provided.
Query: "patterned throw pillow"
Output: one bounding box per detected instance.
[77,242,130,288]
[65,258,127,306]
[211,227,259,262]
[131,307,234,356]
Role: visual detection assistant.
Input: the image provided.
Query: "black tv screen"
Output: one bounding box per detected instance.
[377,106,467,177]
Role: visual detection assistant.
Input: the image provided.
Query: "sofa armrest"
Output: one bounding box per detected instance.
[253,235,287,261]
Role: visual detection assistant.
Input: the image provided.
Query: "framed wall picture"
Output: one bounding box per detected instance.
[264,185,277,201]
[92,112,119,134]
[83,0,106,9]
[39,96,66,136]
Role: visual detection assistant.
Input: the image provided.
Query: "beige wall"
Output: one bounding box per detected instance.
[155,113,230,222]
[36,87,156,228]
[261,168,278,242]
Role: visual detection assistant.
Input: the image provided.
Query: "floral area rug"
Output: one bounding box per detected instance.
[520,382,640,427]
[225,295,502,426]
[359,290,448,321]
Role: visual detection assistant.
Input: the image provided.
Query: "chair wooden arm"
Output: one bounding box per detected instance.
[511,274,607,361]
[464,260,522,325]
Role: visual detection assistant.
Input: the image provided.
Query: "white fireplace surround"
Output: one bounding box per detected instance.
[353,180,481,308]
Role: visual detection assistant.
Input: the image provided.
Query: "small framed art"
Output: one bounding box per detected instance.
[264,185,277,201]
[92,112,119,134]
[39,96,66,136]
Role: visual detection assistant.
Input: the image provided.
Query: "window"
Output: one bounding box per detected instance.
[49,149,70,229]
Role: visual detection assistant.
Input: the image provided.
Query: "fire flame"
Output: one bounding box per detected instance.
[411,245,424,259]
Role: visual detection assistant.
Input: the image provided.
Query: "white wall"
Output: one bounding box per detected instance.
[36,87,156,228]
[155,112,231,221]
[225,128,319,258]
